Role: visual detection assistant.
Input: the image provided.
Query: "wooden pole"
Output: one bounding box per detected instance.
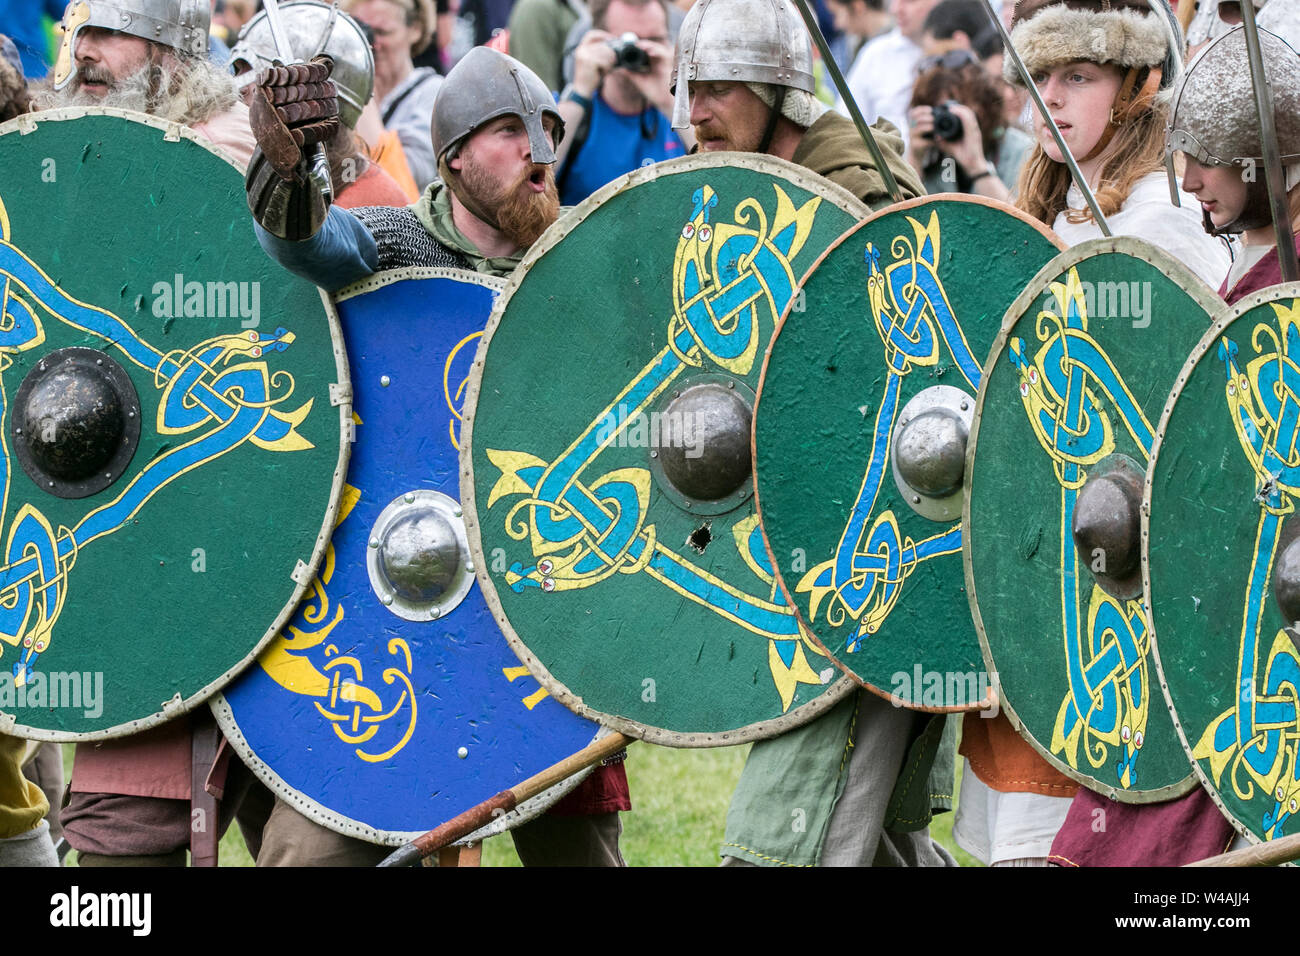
[1186,831,1300,867]
[378,732,633,867]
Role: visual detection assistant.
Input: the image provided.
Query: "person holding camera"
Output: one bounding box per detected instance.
[554,0,695,205]
[905,50,1033,202]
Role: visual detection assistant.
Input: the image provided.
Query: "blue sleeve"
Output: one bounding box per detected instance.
[254,206,380,294]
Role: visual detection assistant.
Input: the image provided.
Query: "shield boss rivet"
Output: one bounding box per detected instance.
[654,382,752,502]
[377,508,461,603]
[894,408,967,499]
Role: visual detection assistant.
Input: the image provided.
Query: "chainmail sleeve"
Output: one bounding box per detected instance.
[347,205,472,272]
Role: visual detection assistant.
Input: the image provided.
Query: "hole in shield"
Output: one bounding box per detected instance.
[688,523,712,554]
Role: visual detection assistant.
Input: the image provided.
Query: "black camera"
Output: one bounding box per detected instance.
[929,101,965,143]
[607,32,651,73]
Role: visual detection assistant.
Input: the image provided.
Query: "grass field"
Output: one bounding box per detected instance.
[61,741,981,867]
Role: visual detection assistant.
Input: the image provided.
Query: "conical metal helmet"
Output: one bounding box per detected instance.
[53,0,211,90]
[670,0,815,129]
[230,0,374,130]
[430,46,563,166]
[1166,26,1300,170]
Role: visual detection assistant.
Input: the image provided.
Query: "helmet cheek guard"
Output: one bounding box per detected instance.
[669,0,816,131]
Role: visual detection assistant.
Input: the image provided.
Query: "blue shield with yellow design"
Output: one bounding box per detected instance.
[214,269,603,842]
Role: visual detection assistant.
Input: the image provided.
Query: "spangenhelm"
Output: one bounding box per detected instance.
[53,0,211,90]
[669,0,815,130]
[230,1,374,130]
[1166,27,1300,234]
[430,46,563,167]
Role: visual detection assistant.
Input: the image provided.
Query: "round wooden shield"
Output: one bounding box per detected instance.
[967,238,1217,801]
[1147,282,1300,842]
[0,109,348,740]
[463,154,862,745]
[755,196,1062,709]
[213,270,602,843]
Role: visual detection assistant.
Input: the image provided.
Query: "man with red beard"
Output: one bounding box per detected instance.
[252,46,564,290]
[249,45,631,865]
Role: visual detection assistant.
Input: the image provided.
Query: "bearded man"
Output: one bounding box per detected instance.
[250,45,631,865]
[37,0,254,165]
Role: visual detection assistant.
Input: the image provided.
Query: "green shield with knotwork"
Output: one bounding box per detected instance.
[966,238,1213,801]
[755,196,1061,709]
[0,109,347,740]
[1147,283,1300,842]
[463,154,861,744]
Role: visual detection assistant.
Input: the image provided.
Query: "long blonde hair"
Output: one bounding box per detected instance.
[1015,79,1169,227]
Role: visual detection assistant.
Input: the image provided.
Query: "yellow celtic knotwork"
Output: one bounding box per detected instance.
[669,184,819,376]
[259,483,419,763]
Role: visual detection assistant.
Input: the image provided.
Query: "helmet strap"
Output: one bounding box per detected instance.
[1078,66,1161,164]
[757,85,786,155]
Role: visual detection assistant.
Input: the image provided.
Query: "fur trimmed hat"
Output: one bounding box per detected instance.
[1003,0,1175,86]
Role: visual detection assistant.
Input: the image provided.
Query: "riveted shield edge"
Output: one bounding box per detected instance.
[965,236,1214,803]
[0,107,350,741]
[461,153,862,747]
[755,195,1064,711]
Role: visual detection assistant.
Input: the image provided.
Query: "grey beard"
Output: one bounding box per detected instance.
[35,56,238,128]
[41,64,156,115]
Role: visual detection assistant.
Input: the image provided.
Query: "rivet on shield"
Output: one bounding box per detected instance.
[891,384,974,522]
[380,375,391,387]
[1070,453,1144,601]
[457,747,469,759]
[367,489,475,622]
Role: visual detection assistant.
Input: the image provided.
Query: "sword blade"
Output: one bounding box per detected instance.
[259,0,299,65]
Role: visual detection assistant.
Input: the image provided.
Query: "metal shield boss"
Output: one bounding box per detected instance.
[755,197,1062,710]
[967,238,1215,801]
[464,154,862,744]
[0,109,347,740]
[214,270,605,842]
[1147,282,1300,843]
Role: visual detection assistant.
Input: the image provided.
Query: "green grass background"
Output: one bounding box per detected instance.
[59,741,980,867]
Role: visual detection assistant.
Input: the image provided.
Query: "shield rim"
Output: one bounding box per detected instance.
[213,265,601,843]
[0,106,352,741]
[461,152,862,747]
[1145,280,1300,841]
[964,235,1215,802]
[755,194,1065,712]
